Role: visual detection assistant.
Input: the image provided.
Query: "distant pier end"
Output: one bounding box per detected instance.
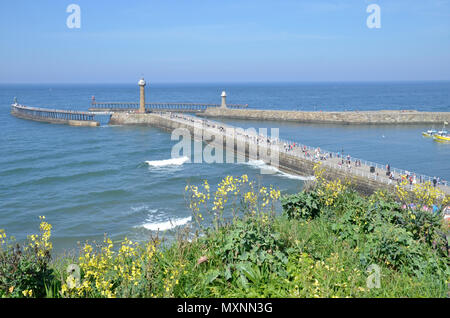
[11,102,102,127]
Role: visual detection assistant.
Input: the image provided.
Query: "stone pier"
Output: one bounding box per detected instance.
[201,108,450,125]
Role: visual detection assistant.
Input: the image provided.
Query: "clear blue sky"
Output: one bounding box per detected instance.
[1,0,449,83]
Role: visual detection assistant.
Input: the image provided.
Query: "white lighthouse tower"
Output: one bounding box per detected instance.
[221,91,227,108]
[138,78,146,113]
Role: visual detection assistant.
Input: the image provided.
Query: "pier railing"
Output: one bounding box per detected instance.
[89,101,248,113]
[274,135,447,187]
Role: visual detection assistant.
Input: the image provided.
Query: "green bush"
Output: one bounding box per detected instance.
[281,191,322,220]
[199,217,289,296]
[0,242,54,298]
[324,189,448,279]
[0,217,55,298]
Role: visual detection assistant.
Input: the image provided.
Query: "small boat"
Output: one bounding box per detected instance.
[431,122,449,141]
[422,129,437,137]
[433,133,450,142]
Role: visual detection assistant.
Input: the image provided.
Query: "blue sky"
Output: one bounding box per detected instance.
[0,0,449,83]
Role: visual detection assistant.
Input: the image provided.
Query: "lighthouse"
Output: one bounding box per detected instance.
[138,78,146,113]
[221,91,227,108]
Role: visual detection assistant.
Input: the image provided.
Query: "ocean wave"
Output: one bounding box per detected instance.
[242,159,314,180]
[130,205,157,213]
[141,216,192,231]
[278,171,315,181]
[145,156,189,167]
[242,159,279,174]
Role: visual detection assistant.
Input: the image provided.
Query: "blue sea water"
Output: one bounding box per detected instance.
[0,82,449,253]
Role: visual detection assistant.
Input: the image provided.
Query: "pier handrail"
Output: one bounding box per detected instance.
[13,104,97,115]
[274,135,446,186]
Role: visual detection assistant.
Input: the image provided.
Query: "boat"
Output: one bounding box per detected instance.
[422,129,437,137]
[433,133,450,142]
[431,122,449,141]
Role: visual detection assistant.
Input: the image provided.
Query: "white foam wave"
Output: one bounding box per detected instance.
[242,159,314,180]
[244,159,279,173]
[130,205,157,213]
[145,156,189,167]
[278,171,315,181]
[142,216,192,231]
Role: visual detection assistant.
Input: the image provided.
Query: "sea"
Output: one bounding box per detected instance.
[0,81,449,253]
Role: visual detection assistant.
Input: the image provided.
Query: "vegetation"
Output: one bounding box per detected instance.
[1,167,449,298]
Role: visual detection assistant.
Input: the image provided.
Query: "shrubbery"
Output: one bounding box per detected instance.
[282,164,449,285]
[0,217,54,298]
[1,170,448,298]
[281,191,322,220]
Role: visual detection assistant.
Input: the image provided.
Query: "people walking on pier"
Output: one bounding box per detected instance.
[390,171,395,180]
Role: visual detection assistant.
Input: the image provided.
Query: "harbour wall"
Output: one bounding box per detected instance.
[201,108,450,125]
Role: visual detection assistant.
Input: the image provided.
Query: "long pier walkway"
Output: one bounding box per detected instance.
[118,111,449,195]
[11,103,111,127]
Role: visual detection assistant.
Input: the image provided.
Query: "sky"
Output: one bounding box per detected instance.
[0,0,449,83]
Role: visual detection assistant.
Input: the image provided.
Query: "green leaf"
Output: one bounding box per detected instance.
[204,270,221,285]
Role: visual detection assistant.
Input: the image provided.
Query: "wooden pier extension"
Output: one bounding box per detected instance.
[89,101,248,113]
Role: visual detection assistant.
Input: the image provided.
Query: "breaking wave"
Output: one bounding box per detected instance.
[145,156,189,167]
[243,159,314,180]
[141,216,192,231]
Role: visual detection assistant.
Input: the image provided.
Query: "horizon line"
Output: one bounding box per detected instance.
[1,79,450,85]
